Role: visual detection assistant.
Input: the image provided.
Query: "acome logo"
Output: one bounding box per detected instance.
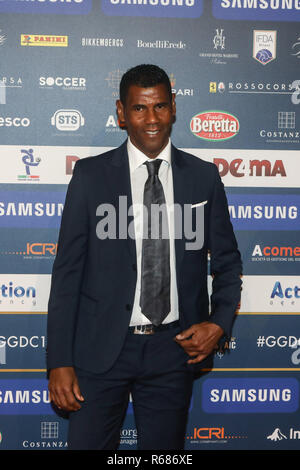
[190,110,239,141]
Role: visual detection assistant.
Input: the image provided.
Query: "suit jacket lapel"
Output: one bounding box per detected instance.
[108,140,137,264]
[171,145,192,277]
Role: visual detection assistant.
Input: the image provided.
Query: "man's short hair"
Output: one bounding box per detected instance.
[119,64,172,105]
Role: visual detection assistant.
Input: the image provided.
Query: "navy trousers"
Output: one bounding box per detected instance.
[67,325,194,450]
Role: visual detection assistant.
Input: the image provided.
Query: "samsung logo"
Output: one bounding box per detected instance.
[213,0,300,21]
[101,0,203,17]
[210,388,292,402]
[202,378,299,413]
[229,205,297,219]
[0,380,54,414]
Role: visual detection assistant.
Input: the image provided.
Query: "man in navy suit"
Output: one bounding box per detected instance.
[47,64,242,450]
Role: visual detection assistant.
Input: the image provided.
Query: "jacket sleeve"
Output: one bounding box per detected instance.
[208,164,242,340]
[47,161,88,370]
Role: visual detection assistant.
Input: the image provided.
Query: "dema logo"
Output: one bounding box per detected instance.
[202,378,299,413]
[101,0,203,18]
[0,0,92,15]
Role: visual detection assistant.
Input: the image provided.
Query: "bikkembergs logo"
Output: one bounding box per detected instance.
[101,0,203,18]
[190,111,239,141]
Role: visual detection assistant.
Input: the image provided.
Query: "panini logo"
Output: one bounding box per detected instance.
[190,111,239,141]
[101,0,203,18]
[21,35,68,47]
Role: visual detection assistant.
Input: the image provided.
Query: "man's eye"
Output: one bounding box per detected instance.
[134,106,144,112]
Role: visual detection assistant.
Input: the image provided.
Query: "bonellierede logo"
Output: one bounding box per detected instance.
[190,110,239,141]
[21,35,68,47]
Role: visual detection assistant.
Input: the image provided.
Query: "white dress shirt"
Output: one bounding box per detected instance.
[127,137,179,326]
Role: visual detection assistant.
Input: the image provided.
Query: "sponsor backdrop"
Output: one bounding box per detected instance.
[0,0,299,450]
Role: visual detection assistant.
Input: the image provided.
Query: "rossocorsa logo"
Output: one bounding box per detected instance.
[190,111,239,141]
[101,0,203,18]
[0,0,92,15]
[202,378,299,413]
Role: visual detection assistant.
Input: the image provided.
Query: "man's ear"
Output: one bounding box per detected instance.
[171,93,176,123]
[116,99,126,128]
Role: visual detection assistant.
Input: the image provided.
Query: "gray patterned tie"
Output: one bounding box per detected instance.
[139,159,171,326]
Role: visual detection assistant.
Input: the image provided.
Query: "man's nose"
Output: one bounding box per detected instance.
[145,107,158,123]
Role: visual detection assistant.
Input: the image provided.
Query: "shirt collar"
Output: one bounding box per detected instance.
[127,137,171,174]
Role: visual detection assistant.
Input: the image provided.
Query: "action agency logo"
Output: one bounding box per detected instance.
[101,0,203,18]
[253,30,277,65]
[270,280,300,307]
[186,426,247,445]
[190,110,239,141]
[21,34,68,47]
[51,109,84,132]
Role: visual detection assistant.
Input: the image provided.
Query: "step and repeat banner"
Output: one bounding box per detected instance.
[0,0,299,451]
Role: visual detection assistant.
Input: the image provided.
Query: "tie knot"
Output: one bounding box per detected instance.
[145,159,162,177]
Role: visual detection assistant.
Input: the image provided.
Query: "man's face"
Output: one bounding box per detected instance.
[116,83,176,159]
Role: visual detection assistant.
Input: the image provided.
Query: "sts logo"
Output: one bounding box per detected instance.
[51,109,84,132]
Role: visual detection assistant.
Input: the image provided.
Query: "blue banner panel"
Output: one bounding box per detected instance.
[0,0,92,15]
[0,379,53,415]
[202,377,299,413]
[212,0,300,22]
[236,230,300,275]
[0,185,66,229]
[227,193,300,231]
[0,229,58,274]
[101,0,203,18]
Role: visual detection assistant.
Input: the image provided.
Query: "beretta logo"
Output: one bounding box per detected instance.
[190,110,239,141]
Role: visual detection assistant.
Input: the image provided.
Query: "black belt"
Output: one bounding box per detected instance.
[129,320,180,335]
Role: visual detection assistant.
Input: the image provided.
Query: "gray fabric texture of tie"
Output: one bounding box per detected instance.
[139,159,171,326]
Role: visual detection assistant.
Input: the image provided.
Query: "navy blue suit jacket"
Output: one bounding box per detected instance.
[47,141,242,374]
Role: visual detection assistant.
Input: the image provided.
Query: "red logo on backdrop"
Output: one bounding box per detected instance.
[190,111,239,141]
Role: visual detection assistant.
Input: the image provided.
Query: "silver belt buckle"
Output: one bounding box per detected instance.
[133,324,155,335]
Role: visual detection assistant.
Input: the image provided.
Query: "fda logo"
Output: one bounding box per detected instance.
[51,109,84,131]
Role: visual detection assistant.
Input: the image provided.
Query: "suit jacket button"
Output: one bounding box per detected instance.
[126,304,131,311]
